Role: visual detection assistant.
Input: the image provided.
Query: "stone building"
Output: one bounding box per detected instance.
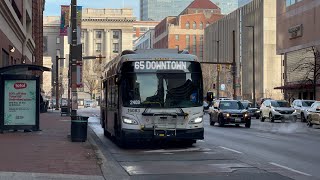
[205,0,282,101]
[276,0,320,101]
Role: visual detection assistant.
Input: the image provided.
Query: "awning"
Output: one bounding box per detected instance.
[274,83,320,90]
[0,64,51,74]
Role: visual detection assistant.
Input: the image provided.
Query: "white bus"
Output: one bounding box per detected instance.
[100,49,204,147]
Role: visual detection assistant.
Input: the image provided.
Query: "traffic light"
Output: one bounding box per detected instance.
[227,64,231,70]
[217,64,221,71]
[213,83,216,89]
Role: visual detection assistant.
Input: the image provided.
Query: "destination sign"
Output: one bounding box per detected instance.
[134,61,187,70]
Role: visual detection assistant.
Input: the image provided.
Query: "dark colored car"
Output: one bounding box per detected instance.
[209,100,251,128]
[241,100,260,119]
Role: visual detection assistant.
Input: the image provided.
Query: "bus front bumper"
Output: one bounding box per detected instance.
[122,128,204,141]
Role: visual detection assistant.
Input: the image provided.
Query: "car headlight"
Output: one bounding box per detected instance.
[223,113,230,118]
[189,117,203,124]
[256,110,260,113]
[123,117,138,125]
[293,110,297,113]
[244,113,249,117]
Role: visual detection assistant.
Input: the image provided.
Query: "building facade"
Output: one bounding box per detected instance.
[0,0,41,67]
[133,21,159,44]
[276,0,320,100]
[140,0,194,21]
[154,0,223,61]
[205,0,282,101]
[134,29,155,50]
[43,16,66,98]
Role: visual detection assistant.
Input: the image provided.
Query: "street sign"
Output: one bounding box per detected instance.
[221,84,226,91]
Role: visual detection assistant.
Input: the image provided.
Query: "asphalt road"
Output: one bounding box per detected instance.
[78,108,320,180]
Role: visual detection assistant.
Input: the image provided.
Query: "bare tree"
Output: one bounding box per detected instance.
[83,70,99,99]
[288,47,320,99]
[201,64,217,96]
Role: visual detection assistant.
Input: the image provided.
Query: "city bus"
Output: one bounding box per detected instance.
[100,49,204,147]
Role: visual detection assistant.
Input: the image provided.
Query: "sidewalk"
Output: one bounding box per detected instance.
[0,111,104,180]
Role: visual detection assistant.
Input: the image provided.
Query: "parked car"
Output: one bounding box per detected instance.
[209,100,251,128]
[291,99,315,122]
[306,101,320,127]
[240,100,260,119]
[84,99,94,108]
[260,100,298,123]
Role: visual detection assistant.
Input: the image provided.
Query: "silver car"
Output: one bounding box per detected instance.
[260,100,298,122]
[291,100,315,122]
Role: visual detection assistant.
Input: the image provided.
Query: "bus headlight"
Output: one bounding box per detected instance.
[123,117,138,125]
[189,117,203,124]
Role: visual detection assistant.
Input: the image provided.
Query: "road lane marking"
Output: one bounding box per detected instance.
[219,146,243,154]
[269,162,312,177]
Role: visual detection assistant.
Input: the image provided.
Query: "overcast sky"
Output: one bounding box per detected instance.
[44,0,139,18]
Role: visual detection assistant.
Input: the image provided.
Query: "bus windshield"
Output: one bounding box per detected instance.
[122,73,202,108]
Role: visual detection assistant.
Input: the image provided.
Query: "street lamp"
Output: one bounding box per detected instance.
[246,25,256,107]
[55,56,66,110]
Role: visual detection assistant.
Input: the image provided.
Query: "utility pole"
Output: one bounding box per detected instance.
[70,0,78,116]
[246,26,256,107]
[216,40,220,99]
[55,56,65,110]
[232,30,236,100]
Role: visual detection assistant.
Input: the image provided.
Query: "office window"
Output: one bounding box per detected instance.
[175,34,179,41]
[113,43,119,53]
[199,35,203,60]
[200,22,203,29]
[186,22,190,29]
[192,35,197,54]
[96,31,102,39]
[186,35,190,51]
[286,0,301,7]
[113,31,120,39]
[96,43,102,52]
[193,22,197,30]
[56,37,60,44]
[56,49,61,57]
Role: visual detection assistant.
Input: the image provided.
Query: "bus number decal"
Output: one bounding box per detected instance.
[128,109,140,113]
[130,100,141,105]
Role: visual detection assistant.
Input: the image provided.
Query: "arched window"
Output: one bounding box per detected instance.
[193,22,197,29]
[186,22,190,29]
[200,22,203,29]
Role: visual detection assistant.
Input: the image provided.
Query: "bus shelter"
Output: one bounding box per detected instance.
[0,64,51,133]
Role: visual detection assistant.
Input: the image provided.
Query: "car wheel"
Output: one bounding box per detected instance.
[301,113,306,122]
[245,119,251,128]
[218,115,225,127]
[260,113,265,122]
[307,117,313,127]
[269,113,274,123]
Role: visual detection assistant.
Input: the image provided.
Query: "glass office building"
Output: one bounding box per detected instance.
[140,0,194,21]
[238,0,252,7]
[211,0,238,14]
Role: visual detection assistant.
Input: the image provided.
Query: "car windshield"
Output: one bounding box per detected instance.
[302,101,315,107]
[271,101,290,107]
[219,101,244,110]
[241,102,250,108]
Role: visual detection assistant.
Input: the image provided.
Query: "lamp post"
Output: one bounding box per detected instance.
[246,25,256,107]
[55,56,65,110]
[215,40,220,99]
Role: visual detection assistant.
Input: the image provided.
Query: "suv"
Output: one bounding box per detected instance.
[209,100,251,128]
[260,100,298,122]
[292,99,315,122]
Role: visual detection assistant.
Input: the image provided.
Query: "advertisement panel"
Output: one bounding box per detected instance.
[4,80,37,125]
[60,5,70,36]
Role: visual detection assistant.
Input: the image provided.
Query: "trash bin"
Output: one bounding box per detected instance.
[71,116,89,142]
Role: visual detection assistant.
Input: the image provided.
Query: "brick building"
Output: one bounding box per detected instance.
[154,0,223,61]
